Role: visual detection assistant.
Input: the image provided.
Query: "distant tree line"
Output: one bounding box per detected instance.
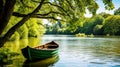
[45,7,120,36]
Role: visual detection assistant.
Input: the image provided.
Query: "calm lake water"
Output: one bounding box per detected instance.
[1,35,120,67]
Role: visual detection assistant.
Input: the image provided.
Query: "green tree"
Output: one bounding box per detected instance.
[93,25,103,35]
[103,15,120,35]
[82,15,104,34]
[0,0,114,47]
[114,7,120,15]
[99,12,112,18]
[17,24,28,39]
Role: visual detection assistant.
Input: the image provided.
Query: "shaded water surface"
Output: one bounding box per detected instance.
[1,35,120,67]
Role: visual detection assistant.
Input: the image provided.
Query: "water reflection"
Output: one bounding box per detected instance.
[4,37,40,52]
[1,35,120,67]
[1,37,59,67]
[23,55,59,67]
[42,35,120,67]
[1,37,40,67]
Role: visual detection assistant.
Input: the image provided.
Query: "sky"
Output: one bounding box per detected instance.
[84,0,120,17]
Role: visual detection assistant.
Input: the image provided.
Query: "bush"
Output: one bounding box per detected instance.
[103,15,120,35]
[0,48,19,64]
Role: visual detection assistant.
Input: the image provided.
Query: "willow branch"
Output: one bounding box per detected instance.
[43,2,71,17]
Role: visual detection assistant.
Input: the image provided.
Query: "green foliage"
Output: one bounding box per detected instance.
[0,16,45,40]
[82,18,93,34]
[37,0,114,22]
[67,18,80,32]
[15,0,38,14]
[92,15,104,25]
[67,17,85,32]
[0,48,19,64]
[75,33,86,37]
[17,24,28,39]
[0,16,28,40]
[0,16,22,40]
[9,32,20,41]
[82,15,104,34]
[26,18,38,37]
[26,18,45,37]
[37,22,46,36]
[93,25,103,35]
[114,7,120,15]
[45,14,120,36]
[99,12,112,18]
[102,0,114,10]
[28,27,39,37]
[0,0,115,40]
[45,15,106,35]
[14,1,46,38]
[87,1,99,15]
[103,15,120,35]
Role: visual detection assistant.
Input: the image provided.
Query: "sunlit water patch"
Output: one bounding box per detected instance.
[42,35,120,67]
[1,35,120,67]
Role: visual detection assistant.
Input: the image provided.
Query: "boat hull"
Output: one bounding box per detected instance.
[22,46,59,61]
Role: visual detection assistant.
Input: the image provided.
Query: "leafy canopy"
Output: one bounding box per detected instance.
[14,0,114,22]
[0,0,115,47]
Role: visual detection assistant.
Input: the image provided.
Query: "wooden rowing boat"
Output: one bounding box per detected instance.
[21,41,59,61]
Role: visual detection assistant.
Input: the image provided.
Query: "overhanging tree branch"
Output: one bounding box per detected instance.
[31,0,40,3]
[36,11,65,16]
[13,12,64,21]
[37,16,60,21]
[65,0,75,10]
[13,11,65,17]
[43,2,71,17]
[0,0,45,47]
[13,12,26,17]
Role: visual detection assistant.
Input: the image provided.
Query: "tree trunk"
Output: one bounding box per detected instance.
[0,0,4,19]
[0,0,16,35]
[0,0,45,47]
[0,0,16,47]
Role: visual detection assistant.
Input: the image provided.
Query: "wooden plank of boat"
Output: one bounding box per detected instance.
[21,41,59,61]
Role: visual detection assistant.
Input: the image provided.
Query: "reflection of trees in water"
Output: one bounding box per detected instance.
[23,55,59,67]
[4,37,40,52]
[82,39,120,64]
[0,38,40,66]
